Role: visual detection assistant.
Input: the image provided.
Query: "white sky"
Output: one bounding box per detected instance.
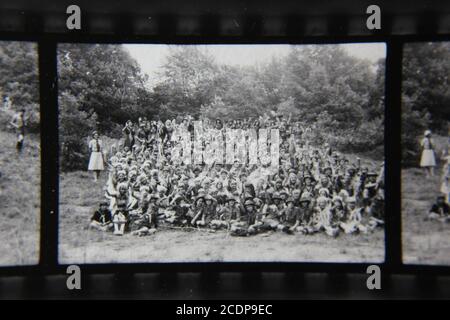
[124,43,386,86]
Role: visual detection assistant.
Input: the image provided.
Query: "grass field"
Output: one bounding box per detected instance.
[0,130,40,266]
[402,136,450,265]
[59,154,385,264]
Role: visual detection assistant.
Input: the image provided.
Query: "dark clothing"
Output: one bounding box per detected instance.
[430,203,450,216]
[136,213,156,229]
[283,207,300,226]
[299,207,313,224]
[240,209,258,226]
[91,209,112,224]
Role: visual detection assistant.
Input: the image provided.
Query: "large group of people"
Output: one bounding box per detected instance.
[88,114,385,237]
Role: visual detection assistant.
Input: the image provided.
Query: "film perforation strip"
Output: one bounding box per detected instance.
[0,0,448,299]
[0,7,448,37]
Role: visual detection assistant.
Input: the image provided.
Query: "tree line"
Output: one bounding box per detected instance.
[58,44,386,171]
[402,42,450,166]
[0,42,40,132]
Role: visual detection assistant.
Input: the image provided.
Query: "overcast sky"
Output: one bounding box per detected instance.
[124,43,386,86]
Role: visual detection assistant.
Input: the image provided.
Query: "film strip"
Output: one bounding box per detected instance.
[0,0,449,300]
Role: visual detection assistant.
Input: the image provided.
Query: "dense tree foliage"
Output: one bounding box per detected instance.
[59,44,386,171]
[58,44,154,170]
[0,42,39,132]
[402,42,450,166]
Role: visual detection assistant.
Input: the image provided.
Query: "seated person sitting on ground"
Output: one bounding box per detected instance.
[426,195,450,222]
[89,201,113,232]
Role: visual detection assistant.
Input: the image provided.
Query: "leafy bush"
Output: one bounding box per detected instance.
[402,42,450,167]
[59,44,386,171]
[0,41,40,133]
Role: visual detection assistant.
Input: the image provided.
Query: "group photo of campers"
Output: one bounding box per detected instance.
[58,43,386,263]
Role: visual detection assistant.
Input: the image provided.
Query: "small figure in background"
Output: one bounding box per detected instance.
[3,96,12,109]
[420,130,436,177]
[10,109,25,153]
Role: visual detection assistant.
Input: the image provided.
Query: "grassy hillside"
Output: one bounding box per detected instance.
[402,135,450,265]
[0,129,40,265]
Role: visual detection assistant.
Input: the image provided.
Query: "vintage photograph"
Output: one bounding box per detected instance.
[0,41,40,266]
[58,43,386,263]
[402,42,450,265]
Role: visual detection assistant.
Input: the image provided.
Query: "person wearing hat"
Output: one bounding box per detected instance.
[339,196,367,234]
[230,199,262,236]
[261,192,284,231]
[279,197,301,234]
[131,195,158,237]
[318,187,331,199]
[89,201,113,232]
[278,189,289,203]
[297,194,315,233]
[313,196,339,237]
[420,129,437,177]
[315,176,332,195]
[202,194,218,228]
[426,195,450,222]
[302,174,316,196]
[323,166,333,180]
[329,196,348,224]
[210,194,234,230]
[190,194,206,226]
[88,131,105,182]
[218,195,241,225]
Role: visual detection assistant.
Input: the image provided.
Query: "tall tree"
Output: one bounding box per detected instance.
[402,42,450,165]
[0,41,40,131]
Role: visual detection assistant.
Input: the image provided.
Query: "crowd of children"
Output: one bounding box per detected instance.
[89,115,385,237]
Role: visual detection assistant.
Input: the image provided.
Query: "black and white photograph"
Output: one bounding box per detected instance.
[402,42,450,265]
[0,41,40,266]
[58,43,386,264]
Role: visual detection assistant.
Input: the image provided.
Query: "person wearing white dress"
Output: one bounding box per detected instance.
[420,130,436,177]
[88,131,105,181]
